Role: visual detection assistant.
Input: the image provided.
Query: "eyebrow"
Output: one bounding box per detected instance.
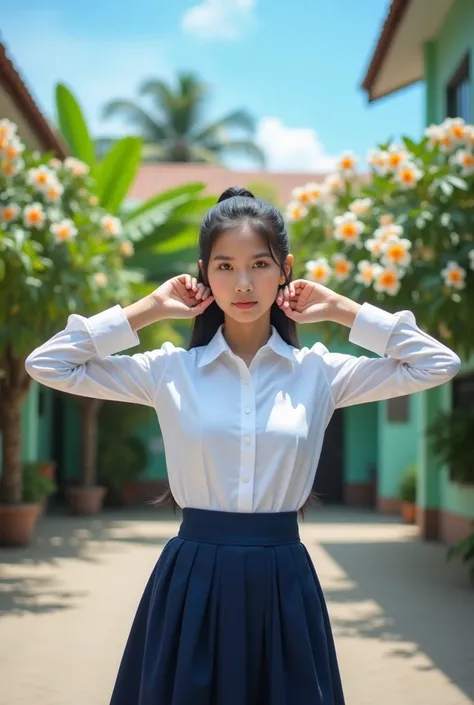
[212,252,272,261]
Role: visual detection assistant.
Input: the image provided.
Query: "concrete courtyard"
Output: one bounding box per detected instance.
[1,506,473,705]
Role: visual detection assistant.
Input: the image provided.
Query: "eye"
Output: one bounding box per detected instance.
[218,263,232,270]
[254,260,269,268]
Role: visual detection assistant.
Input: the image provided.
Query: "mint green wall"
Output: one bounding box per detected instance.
[133,410,168,480]
[424,0,474,123]
[344,403,378,485]
[377,396,418,499]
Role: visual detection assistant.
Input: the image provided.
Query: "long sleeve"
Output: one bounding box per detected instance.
[25,305,168,407]
[315,302,461,409]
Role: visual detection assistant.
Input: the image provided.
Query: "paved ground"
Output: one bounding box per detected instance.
[1,506,473,705]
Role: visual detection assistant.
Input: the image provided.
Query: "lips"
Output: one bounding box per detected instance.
[233,301,257,309]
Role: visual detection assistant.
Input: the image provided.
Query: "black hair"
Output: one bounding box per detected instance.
[152,187,319,517]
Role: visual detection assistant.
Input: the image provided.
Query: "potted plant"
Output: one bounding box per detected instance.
[398,464,417,524]
[0,463,56,546]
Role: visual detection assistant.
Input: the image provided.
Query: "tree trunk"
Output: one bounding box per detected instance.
[0,350,31,504]
[79,397,103,487]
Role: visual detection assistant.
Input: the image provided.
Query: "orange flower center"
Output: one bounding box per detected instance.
[3,207,15,221]
[341,158,354,170]
[448,270,462,283]
[36,173,48,185]
[335,261,349,274]
[341,223,357,238]
[298,192,311,204]
[28,210,42,223]
[451,126,465,138]
[387,245,405,261]
[3,162,14,175]
[462,154,474,166]
[312,267,326,279]
[401,169,414,183]
[380,271,397,287]
[388,154,403,167]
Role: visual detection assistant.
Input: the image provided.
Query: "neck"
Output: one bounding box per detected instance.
[222,313,272,359]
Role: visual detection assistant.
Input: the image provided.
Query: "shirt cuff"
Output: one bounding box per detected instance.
[348,302,400,357]
[79,304,140,358]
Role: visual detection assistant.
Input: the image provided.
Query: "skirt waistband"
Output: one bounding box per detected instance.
[178,508,300,546]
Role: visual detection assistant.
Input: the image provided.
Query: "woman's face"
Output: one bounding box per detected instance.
[200,225,293,323]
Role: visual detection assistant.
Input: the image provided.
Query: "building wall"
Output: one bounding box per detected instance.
[424,0,474,124]
[419,0,474,543]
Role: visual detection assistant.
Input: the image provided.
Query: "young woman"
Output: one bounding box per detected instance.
[25,187,461,705]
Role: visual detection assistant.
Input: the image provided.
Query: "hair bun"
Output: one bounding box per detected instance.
[217,187,255,204]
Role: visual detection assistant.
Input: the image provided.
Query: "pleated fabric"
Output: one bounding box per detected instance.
[109,508,345,705]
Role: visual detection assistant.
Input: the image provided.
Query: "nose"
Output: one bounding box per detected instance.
[235,276,253,293]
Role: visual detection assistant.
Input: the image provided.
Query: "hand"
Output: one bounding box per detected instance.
[152,274,214,320]
[276,279,360,326]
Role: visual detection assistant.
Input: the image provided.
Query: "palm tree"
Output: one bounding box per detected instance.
[98,72,266,166]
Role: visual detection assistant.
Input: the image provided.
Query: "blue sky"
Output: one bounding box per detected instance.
[2,0,424,172]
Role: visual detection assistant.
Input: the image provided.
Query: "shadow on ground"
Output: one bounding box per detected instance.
[318,534,474,702]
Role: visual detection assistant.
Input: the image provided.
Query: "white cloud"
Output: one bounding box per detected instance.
[2,10,171,138]
[181,0,256,41]
[255,117,338,172]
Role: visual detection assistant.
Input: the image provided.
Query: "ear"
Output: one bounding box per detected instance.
[280,254,294,285]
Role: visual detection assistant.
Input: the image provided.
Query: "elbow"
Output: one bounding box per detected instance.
[25,350,40,381]
[447,352,462,380]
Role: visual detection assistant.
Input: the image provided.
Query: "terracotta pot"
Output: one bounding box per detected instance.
[66,486,107,516]
[0,503,42,546]
[401,501,416,524]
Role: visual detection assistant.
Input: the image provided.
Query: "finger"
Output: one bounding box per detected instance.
[194,294,214,314]
[191,277,198,292]
[185,274,192,289]
[289,281,296,298]
[201,287,212,301]
[195,283,206,300]
[276,287,284,306]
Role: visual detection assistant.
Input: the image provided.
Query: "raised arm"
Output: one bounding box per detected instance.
[315,303,461,409]
[25,275,214,406]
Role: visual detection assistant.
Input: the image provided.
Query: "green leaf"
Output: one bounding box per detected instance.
[446,175,469,191]
[55,84,96,167]
[123,182,206,223]
[95,137,142,214]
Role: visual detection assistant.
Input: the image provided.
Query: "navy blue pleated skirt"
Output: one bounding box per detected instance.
[109,508,345,705]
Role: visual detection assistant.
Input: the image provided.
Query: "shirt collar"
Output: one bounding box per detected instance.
[197,324,296,368]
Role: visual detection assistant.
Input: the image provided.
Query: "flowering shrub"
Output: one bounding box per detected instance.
[286,118,474,357]
[0,118,139,358]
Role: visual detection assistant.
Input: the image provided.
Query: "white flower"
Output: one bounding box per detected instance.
[2,137,25,161]
[286,202,308,222]
[441,261,466,290]
[451,149,474,175]
[1,203,20,224]
[291,182,325,206]
[468,248,474,271]
[442,117,467,142]
[373,264,402,296]
[355,260,383,287]
[367,149,389,174]
[380,236,412,268]
[385,144,410,171]
[44,180,64,203]
[23,203,46,229]
[64,157,90,177]
[0,119,18,141]
[365,238,384,258]
[337,151,358,175]
[27,165,55,191]
[119,240,135,257]
[1,158,24,177]
[332,254,354,281]
[94,272,108,287]
[349,197,372,216]
[51,219,78,243]
[48,158,63,170]
[374,223,404,243]
[305,257,332,285]
[324,173,345,194]
[464,125,474,149]
[101,215,122,237]
[394,161,423,189]
[333,212,364,244]
[425,124,446,149]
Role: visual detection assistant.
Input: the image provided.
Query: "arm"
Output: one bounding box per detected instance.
[25,296,167,407]
[316,302,461,409]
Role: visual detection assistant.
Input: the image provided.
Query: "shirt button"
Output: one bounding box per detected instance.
[242,475,249,483]
[244,436,251,445]
[245,408,251,414]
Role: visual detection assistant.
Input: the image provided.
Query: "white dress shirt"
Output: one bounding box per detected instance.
[25,303,461,513]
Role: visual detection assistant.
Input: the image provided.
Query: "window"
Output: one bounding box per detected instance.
[387,396,410,423]
[452,372,474,411]
[446,54,471,121]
